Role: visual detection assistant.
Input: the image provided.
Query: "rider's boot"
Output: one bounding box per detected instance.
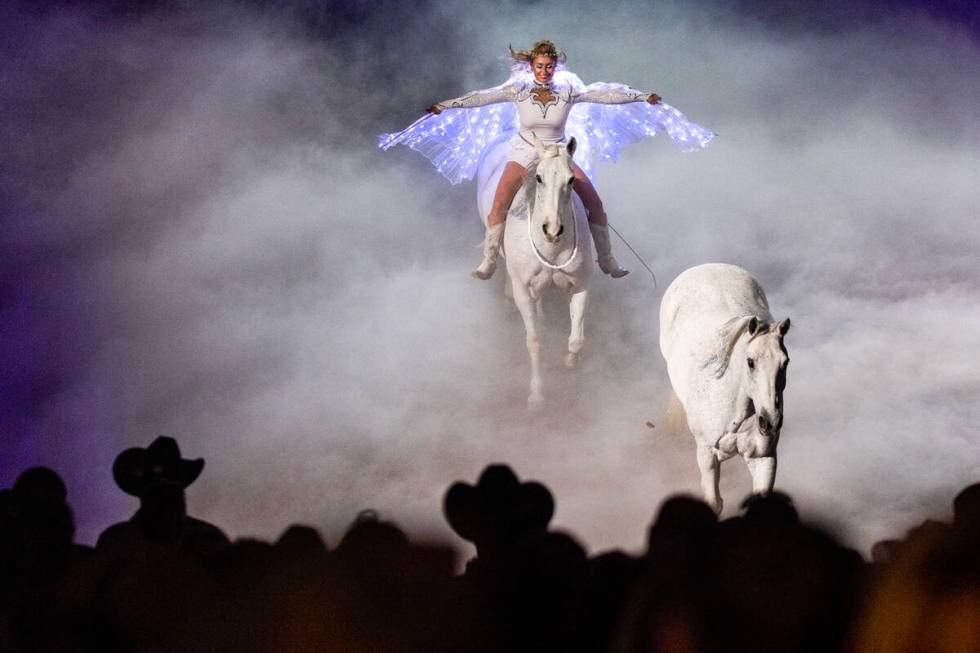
[472,223,505,280]
[589,223,629,278]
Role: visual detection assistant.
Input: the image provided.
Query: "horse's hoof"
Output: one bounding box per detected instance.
[564,352,580,369]
[527,394,545,410]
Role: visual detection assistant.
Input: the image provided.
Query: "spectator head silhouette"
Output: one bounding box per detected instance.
[335,510,413,580]
[7,467,76,589]
[12,467,68,505]
[277,525,329,559]
[10,467,75,553]
[953,481,980,532]
[740,490,799,526]
[648,495,716,544]
[112,436,204,498]
[443,464,554,557]
[104,436,219,547]
[871,539,902,564]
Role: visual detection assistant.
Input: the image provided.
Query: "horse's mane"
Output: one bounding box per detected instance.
[703,315,772,379]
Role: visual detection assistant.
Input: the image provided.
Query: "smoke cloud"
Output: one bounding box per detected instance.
[2,0,977,555]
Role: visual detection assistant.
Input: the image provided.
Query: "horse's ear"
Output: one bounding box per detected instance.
[777,318,791,336]
[566,137,577,158]
[747,317,760,336]
[531,132,547,157]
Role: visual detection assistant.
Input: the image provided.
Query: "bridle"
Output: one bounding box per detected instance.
[525,167,579,270]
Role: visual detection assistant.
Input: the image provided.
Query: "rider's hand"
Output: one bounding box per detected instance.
[646,93,662,105]
[426,105,443,115]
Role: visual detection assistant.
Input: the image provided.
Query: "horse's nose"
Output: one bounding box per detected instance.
[758,412,771,436]
[542,222,561,242]
[758,410,782,437]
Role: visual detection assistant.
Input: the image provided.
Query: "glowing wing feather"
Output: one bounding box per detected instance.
[377,103,519,185]
[566,84,715,180]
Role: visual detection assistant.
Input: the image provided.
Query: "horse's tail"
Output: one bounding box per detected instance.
[663,389,691,438]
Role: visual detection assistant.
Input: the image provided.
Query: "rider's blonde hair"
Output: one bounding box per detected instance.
[509,40,566,65]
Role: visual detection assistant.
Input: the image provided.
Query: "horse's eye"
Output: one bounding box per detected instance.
[747,358,755,369]
[536,174,542,183]
[568,177,575,186]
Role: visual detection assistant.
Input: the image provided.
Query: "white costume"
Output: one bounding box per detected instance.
[434,75,653,170]
[379,65,715,184]
[378,61,715,279]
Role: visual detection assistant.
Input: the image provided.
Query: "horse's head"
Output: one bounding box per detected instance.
[530,133,576,243]
[741,317,791,438]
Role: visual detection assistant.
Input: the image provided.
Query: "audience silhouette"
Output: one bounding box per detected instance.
[97,436,229,557]
[0,441,976,652]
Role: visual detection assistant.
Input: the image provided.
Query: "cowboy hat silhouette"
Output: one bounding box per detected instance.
[443,464,554,544]
[112,436,204,497]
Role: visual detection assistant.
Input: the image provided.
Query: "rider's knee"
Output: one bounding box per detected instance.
[573,176,602,204]
[572,166,593,186]
[489,202,508,220]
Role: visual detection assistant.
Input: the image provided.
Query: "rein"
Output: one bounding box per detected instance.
[525,187,579,270]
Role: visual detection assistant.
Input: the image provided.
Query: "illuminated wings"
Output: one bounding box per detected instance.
[377,103,519,185]
[566,83,716,180]
[378,77,715,185]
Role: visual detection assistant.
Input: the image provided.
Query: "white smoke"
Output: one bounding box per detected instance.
[1,0,977,555]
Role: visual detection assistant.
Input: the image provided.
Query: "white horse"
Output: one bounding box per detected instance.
[659,263,791,513]
[478,135,595,407]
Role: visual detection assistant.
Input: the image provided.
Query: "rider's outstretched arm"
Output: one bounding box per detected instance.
[572,82,661,105]
[429,84,519,113]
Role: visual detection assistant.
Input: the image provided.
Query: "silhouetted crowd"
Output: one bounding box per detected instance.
[1,436,978,652]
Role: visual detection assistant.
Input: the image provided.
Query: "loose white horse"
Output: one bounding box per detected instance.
[659,263,790,513]
[477,135,595,407]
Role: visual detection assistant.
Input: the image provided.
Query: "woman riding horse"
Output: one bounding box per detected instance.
[380,40,715,278]
[429,40,658,280]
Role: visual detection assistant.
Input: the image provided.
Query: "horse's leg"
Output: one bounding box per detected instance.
[696,443,723,514]
[712,430,739,457]
[744,455,776,494]
[511,280,544,408]
[564,290,588,369]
